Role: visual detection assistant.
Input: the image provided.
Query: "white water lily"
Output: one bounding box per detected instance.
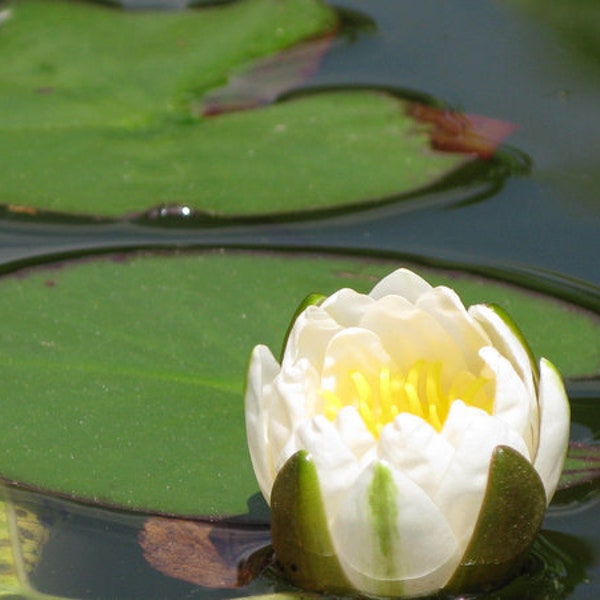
[245,268,570,597]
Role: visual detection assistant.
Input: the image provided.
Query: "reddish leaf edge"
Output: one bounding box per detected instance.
[408,103,516,160]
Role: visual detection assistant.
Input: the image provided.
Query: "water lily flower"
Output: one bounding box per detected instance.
[245,268,570,597]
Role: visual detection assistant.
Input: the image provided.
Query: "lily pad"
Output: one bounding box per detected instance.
[0,1,477,218]
[0,250,597,517]
[0,0,335,128]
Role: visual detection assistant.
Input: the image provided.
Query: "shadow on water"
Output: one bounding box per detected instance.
[0,482,596,600]
[2,486,273,599]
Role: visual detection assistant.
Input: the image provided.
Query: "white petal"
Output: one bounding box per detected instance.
[416,286,491,371]
[279,415,362,517]
[320,287,375,327]
[283,304,343,369]
[369,268,433,303]
[469,303,537,399]
[480,345,536,458]
[266,358,320,472]
[244,344,281,501]
[533,358,570,503]
[359,295,469,375]
[334,406,376,459]
[330,460,460,597]
[437,401,530,549]
[378,413,454,497]
[323,327,391,371]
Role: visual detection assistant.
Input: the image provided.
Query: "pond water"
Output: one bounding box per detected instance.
[0,0,599,599]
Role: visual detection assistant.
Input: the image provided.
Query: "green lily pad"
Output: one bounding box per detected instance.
[0,0,335,128]
[0,250,597,517]
[0,1,473,218]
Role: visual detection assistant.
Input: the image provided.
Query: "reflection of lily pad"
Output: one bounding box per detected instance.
[0,1,474,218]
[0,251,597,517]
[0,493,56,599]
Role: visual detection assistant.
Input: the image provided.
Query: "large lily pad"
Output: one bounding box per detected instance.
[0,1,475,218]
[0,251,597,517]
[0,0,335,127]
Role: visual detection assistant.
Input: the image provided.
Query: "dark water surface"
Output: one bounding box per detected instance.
[1,0,599,598]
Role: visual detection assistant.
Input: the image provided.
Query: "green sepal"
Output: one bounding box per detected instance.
[280,293,327,360]
[270,450,351,594]
[446,445,547,594]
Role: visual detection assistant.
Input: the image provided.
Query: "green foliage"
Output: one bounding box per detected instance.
[0,1,468,217]
[0,251,596,516]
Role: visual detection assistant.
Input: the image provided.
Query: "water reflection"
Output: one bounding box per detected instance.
[1,486,272,599]
[0,468,598,600]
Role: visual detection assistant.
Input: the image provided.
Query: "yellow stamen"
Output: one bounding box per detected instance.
[405,383,424,418]
[379,368,392,413]
[428,403,443,432]
[319,359,493,437]
[351,371,371,404]
[320,389,343,421]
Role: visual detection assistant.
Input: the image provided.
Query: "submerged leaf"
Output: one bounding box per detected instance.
[139,518,271,588]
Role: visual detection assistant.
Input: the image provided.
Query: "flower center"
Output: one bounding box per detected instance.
[320,359,492,437]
